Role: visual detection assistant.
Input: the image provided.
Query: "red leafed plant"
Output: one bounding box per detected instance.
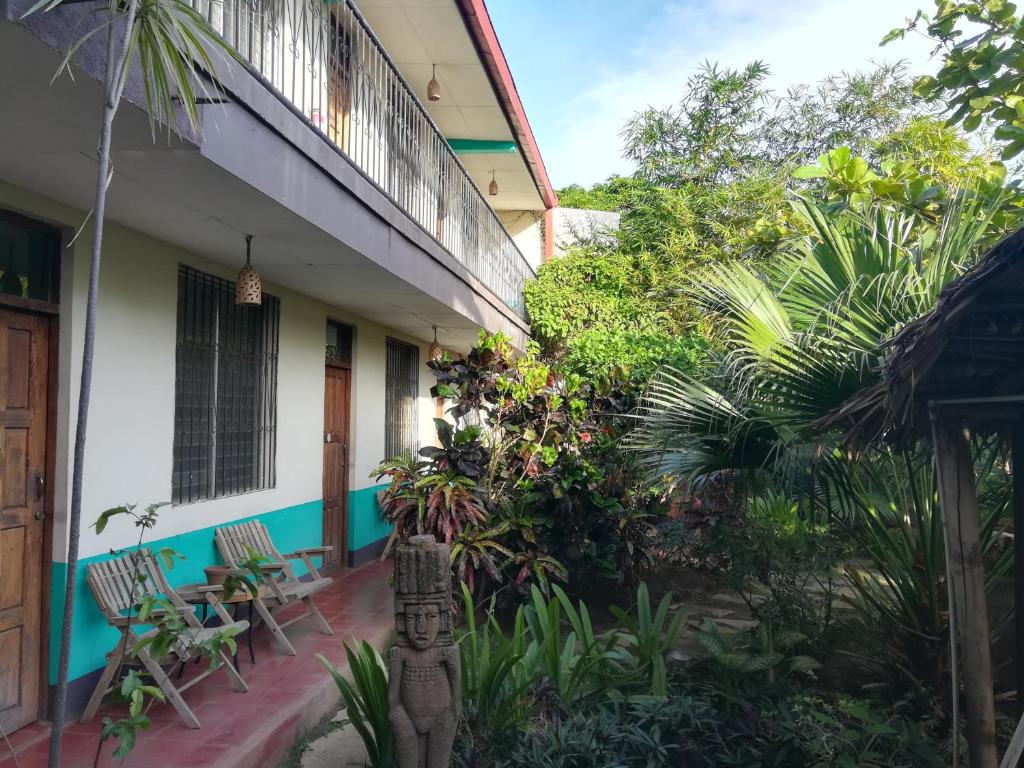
[375,457,487,559]
[373,331,654,599]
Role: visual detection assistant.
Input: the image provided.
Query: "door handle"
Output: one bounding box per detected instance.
[33,473,46,519]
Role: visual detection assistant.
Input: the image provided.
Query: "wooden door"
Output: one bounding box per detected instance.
[323,366,351,570]
[0,309,48,734]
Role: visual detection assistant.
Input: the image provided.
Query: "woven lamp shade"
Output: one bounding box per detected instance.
[235,235,262,305]
[488,171,498,196]
[428,64,441,102]
[235,264,262,305]
[429,326,442,361]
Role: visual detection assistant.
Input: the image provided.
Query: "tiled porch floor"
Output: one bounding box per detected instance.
[1,561,393,768]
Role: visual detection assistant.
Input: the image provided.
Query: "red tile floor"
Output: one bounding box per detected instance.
[1,561,393,768]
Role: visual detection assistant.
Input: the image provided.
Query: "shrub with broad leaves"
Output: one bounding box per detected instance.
[374,332,658,599]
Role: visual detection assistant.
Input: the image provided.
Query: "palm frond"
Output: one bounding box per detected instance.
[627,188,1007,492]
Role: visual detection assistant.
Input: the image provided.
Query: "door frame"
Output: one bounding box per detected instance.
[0,207,61,725]
[0,298,58,725]
[323,320,354,571]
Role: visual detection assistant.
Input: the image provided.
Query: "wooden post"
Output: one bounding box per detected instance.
[1015,427,1024,720]
[932,413,998,768]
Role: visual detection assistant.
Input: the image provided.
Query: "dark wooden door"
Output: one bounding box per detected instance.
[323,366,351,570]
[0,308,48,733]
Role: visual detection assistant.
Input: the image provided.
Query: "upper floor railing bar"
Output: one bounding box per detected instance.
[193,0,534,317]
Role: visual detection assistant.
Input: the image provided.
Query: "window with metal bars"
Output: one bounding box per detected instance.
[172,265,280,504]
[385,337,419,459]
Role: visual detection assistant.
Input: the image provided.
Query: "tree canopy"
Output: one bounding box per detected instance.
[886,0,1024,160]
[526,60,1011,390]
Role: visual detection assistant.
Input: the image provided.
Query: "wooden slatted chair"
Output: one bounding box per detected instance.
[214,521,334,656]
[81,549,249,729]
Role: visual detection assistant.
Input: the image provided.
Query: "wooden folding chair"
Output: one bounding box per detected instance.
[81,549,249,729]
[214,521,334,656]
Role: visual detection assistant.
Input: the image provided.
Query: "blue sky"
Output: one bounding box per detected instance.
[488,0,938,189]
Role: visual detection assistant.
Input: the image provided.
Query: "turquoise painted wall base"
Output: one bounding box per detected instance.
[348,484,390,550]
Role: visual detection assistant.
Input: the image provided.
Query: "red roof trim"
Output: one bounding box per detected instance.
[454,0,558,210]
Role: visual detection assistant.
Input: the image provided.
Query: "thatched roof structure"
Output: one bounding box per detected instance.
[825,226,1024,446]
[824,226,1024,768]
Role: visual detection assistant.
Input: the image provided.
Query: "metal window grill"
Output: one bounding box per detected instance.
[325,320,353,366]
[173,265,280,504]
[385,337,418,460]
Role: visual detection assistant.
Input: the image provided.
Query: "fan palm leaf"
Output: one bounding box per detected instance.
[625,367,780,488]
[629,188,1005,492]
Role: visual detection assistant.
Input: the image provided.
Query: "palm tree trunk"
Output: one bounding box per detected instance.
[48,4,139,763]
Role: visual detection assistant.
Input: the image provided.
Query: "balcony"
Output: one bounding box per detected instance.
[190,0,535,317]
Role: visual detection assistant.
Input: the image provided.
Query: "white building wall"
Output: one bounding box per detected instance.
[552,207,620,257]
[0,180,436,562]
[347,317,436,490]
[75,233,327,558]
[496,210,545,271]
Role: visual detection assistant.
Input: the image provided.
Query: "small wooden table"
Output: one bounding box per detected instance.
[177,583,267,668]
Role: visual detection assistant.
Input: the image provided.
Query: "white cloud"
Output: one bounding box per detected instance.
[546,0,936,187]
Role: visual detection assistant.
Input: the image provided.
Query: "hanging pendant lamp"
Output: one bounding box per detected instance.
[488,170,498,196]
[427,64,441,102]
[429,325,443,361]
[235,234,262,306]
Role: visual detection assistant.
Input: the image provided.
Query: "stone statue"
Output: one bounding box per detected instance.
[389,535,461,768]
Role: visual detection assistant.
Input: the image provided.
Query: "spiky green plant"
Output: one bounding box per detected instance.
[318,641,395,768]
[840,445,1013,691]
[609,583,688,697]
[520,584,624,702]
[456,584,532,745]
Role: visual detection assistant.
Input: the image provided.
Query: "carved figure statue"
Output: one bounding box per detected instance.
[389,535,461,768]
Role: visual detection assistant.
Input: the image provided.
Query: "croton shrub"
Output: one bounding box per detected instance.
[374,332,658,598]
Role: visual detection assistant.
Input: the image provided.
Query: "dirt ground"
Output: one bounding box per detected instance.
[297,712,369,768]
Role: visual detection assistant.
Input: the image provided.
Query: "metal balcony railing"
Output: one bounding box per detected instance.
[192,0,534,317]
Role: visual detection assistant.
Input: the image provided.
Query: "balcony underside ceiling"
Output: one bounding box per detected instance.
[353,0,545,212]
[0,21,526,351]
